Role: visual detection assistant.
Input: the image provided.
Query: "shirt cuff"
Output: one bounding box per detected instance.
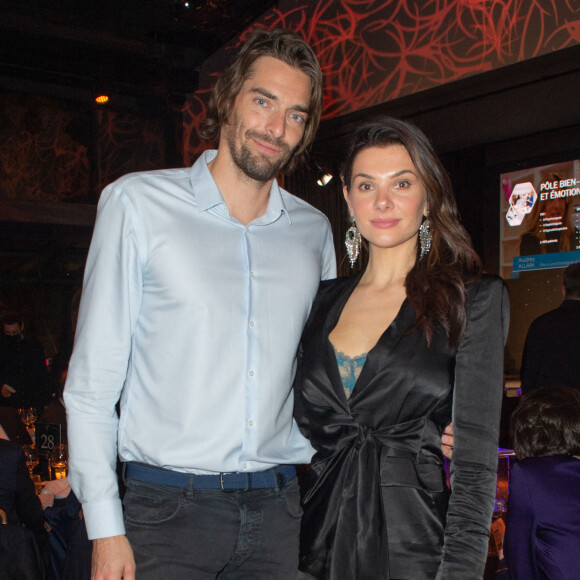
[82,498,126,540]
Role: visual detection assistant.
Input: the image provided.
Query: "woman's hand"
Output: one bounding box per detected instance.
[441,422,454,460]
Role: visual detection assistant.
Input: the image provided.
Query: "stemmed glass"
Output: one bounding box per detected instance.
[18,407,38,445]
[22,444,39,478]
[49,444,68,480]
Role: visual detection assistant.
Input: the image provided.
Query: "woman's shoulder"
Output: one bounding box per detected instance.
[465,273,507,301]
[465,272,504,290]
[463,274,510,335]
[306,276,358,327]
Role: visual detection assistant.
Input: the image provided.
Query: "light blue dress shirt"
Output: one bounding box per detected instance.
[64,150,336,539]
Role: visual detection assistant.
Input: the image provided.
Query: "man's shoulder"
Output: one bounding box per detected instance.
[108,167,192,193]
[278,188,330,224]
[98,166,195,210]
[21,336,44,353]
[529,301,577,330]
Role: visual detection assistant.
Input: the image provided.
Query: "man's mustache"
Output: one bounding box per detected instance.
[246,130,291,154]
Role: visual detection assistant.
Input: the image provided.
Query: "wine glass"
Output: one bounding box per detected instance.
[18,407,38,445]
[22,444,39,477]
[49,444,68,480]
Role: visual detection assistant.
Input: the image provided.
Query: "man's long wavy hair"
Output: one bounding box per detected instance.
[201,28,323,174]
[340,118,482,347]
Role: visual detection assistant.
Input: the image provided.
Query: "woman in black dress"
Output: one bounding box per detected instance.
[294,118,510,579]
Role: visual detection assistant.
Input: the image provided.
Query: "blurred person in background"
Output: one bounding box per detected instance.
[0,312,49,410]
[0,438,50,578]
[503,386,580,580]
[520,262,580,394]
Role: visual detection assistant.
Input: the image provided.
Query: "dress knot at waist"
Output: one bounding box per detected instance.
[300,417,428,580]
[346,415,426,457]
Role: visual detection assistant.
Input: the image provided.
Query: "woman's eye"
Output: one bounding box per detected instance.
[395,179,411,189]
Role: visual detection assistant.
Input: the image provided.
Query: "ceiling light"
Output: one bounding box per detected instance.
[95,95,109,104]
[317,173,333,187]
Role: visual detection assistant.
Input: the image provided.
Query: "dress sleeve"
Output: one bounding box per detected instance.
[437,276,510,579]
[503,463,537,580]
[64,181,144,540]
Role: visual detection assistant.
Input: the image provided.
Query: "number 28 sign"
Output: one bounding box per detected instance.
[35,423,67,458]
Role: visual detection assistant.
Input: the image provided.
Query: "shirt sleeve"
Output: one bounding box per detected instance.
[320,221,337,281]
[437,276,510,579]
[64,181,145,540]
[504,463,537,580]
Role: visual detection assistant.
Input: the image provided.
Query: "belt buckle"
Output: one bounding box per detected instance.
[220,472,250,492]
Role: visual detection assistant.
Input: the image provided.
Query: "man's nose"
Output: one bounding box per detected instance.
[266,111,286,139]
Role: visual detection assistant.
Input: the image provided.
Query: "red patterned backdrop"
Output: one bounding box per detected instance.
[182,0,579,164]
[0,93,168,204]
[0,92,91,203]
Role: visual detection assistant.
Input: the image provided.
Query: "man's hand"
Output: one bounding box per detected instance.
[1,384,15,398]
[91,535,136,580]
[441,422,454,460]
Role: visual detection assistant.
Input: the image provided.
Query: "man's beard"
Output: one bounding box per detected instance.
[228,129,294,183]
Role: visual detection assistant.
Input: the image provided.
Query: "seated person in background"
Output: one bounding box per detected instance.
[504,386,580,580]
[0,438,49,573]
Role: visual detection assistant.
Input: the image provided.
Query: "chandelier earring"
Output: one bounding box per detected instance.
[345,216,361,269]
[419,216,432,259]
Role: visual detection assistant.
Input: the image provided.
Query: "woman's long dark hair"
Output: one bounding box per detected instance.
[341,118,482,346]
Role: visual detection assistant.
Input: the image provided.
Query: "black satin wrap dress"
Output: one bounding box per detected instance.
[294,273,510,580]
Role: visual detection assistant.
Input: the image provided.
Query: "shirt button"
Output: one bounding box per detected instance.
[249,321,255,328]
[242,463,248,469]
[248,420,254,427]
[248,371,254,377]
[249,271,254,278]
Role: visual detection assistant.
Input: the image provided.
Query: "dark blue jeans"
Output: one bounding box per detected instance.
[123,475,302,579]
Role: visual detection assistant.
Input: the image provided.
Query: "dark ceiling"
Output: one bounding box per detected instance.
[0,0,279,318]
[0,0,278,98]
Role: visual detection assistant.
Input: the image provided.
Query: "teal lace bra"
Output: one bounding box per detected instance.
[333,347,367,399]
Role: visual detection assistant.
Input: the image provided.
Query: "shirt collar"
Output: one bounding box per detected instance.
[189,149,291,225]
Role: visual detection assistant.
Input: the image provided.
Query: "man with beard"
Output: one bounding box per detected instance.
[64,29,336,580]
